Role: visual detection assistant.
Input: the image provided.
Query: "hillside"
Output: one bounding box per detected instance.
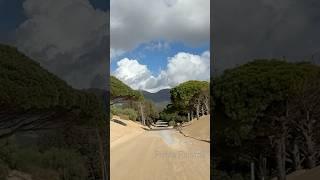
[0,44,107,179]
[110,76,143,104]
[142,89,170,102]
[0,44,106,134]
[142,89,170,110]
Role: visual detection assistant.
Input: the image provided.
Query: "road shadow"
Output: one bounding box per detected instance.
[111,119,127,126]
[141,127,150,131]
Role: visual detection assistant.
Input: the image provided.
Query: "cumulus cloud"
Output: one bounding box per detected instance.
[113,51,210,92]
[15,0,108,89]
[213,0,320,71]
[166,51,210,86]
[110,0,210,54]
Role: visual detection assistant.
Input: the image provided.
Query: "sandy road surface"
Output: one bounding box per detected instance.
[180,115,210,142]
[110,129,210,180]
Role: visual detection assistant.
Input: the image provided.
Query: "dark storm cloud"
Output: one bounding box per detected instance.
[15,0,108,89]
[213,0,320,71]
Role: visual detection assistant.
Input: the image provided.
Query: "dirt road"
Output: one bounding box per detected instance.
[110,129,210,180]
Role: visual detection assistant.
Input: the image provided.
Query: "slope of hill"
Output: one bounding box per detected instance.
[0,44,106,133]
[0,44,107,179]
[110,76,143,104]
[179,115,210,142]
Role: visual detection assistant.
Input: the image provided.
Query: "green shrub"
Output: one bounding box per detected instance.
[13,147,42,171]
[168,120,175,126]
[0,141,88,180]
[0,140,19,169]
[0,160,9,180]
[119,114,129,120]
[159,112,187,123]
[122,108,138,120]
[25,167,60,180]
[41,148,88,180]
[111,106,138,121]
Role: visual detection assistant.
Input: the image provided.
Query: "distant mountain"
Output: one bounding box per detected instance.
[142,89,171,103]
[142,89,171,110]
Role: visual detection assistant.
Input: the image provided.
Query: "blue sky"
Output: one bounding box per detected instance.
[111,0,210,92]
[0,0,210,91]
[111,41,210,74]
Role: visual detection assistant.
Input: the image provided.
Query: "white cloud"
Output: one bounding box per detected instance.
[113,58,152,90]
[166,51,210,86]
[15,0,108,89]
[110,48,125,60]
[113,51,210,92]
[110,0,210,54]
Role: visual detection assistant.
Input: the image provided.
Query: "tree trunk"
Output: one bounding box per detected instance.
[305,110,316,169]
[258,155,267,180]
[275,135,286,180]
[139,102,145,125]
[201,105,204,116]
[187,112,190,122]
[250,162,255,180]
[196,104,200,120]
[204,99,209,115]
[306,135,316,169]
[292,139,302,171]
[96,128,106,180]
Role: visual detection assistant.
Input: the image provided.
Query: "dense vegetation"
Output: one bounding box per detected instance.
[111,106,138,121]
[110,76,159,126]
[110,76,142,105]
[0,44,107,179]
[159,80,210,125]
[214,59,320,180]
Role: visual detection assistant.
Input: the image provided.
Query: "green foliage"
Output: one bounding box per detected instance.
[0,44,106,128]
[168,120,176,126]
[214,59,320,141]
[214,59,320,178]
[170,80,209,113]
[159,112,187,122]
[0,140,87,180]
[111,106,138,121]
[0,159,9,180]
[142,100,159,120]
[0,44,74,111]
[110,76,143,102]
[41,148,88,180]
[110,76,160,121]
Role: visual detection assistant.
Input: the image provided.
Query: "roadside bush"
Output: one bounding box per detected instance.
[0,140,87,180]
[41,148,88,180]
[111,106,138,121]
[0,139,18,169]
[168,120,175,127]
[122,108,138,120]
[119,114,129,120]
[0,160,9,180]
[111,106,121,115]
[29,167,60,180]
[159,112,187,123]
